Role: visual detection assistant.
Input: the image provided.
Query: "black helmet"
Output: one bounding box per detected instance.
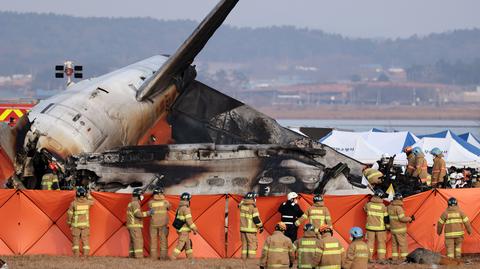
[313,194,323,203]
[76,186,86,197]
[153,188,164,195]
[303,223,315,232]
[132,188,143,198]
[448,197,457,206]
[244,192,257,200]
[181,192,191,201]
[393,193,403,200]
[373,189,385,198]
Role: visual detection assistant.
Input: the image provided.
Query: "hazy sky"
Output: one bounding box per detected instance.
[2,0,480,38]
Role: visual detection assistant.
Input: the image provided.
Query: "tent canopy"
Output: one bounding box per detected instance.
[459,132,480,149]
[418,130,480,156]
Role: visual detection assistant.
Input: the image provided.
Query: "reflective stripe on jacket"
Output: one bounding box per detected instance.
[176,200,197,232]
[318,234,345,269]
[260,231,295,269]
[293,231,321,269]
[431,155,447,184]
[127,199,148,229]
[41,173,59,190]
[387,200,411,234]
[342,240,368,269]
[149,194,170,227]
[295,202,332,230]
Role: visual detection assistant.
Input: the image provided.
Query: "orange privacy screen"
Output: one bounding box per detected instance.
[0,189,479,257]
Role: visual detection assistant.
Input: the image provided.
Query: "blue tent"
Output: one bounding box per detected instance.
[459,132,480,148]
[418,130,480,156]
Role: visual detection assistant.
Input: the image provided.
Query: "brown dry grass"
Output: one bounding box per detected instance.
[2,256,480,269]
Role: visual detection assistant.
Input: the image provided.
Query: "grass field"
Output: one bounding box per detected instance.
[2,256,479,269]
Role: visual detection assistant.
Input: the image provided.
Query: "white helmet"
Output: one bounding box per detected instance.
[381,153,391,159]
[455,173,464,180]
[287,192,298,200]
[449,173,457,179]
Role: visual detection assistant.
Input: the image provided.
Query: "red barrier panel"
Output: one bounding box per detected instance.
[0,189,479,258]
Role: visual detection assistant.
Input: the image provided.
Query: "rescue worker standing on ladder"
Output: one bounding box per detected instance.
[437,197,472,259]
[148,187,171,260]
[260,222,295,269]
[126,188,152,258]
[41,162,60,190]
[317,224,345,269]
[293,224,321,269]
[431,147,447,188]
[67,186,94,257]
[239,192,264,259]
[295,194,332,232]
[342,227,368,269]
[364,189,388,262]
[412,147,430,185]
[171,192,198,259]
[387,193,414,261]
[278,192,304,242]
[403,146,415,176]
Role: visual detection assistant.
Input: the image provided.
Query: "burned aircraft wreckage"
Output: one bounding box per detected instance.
[0,0,369,195]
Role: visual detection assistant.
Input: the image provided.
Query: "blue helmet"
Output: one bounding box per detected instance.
[350,227,363,239]
[431,147,442,156]
[413,147,422,156]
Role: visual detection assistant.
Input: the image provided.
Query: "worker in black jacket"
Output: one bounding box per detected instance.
[278,192,304,242]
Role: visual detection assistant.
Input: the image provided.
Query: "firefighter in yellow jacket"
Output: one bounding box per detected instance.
[67,186,94,257]
[41,162,60,190]
[171,192,198,259]
[430,147,447,187]
[362,168,383,186]
[364,189,388,261]
[317,224,345,269]
[148,188,171,260]
[126,188,152,258]
[342,227,368,269]
[260,222,295,269]
[239,192,264,259]
[293,224,321,269]
[387,193,414,261]
[403,146,415,176]
[437,197,472,258]
[295,194,332,232]
[412,147,430,184]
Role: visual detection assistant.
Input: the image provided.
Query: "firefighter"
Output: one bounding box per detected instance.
[293,224,321,269]
[41,162,60,190]
[317,224,345,269]
[278,192,304,242]
[431,147,447,188]
[126,188,151,258]
[295,194,332,232]
[412,147,430,185]
[387,193,414,261]
[148,187,171,260]
[342,227,369,269]
[171,192,198,259]
[67,186,94,257]
[239,192,264,259]
[403,146,415,176]
[362,167,383,186]
[364,189,388,261]
[260,222,295,269]
[437,197,472,258]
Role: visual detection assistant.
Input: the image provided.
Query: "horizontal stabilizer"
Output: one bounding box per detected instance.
[136,0,239,101]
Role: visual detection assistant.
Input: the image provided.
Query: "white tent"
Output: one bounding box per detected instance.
[320,130,383,164]
[411,136,480,168]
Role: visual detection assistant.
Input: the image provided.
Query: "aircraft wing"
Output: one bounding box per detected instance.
[136,0,239,101]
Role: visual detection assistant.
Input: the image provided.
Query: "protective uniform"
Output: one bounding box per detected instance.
[126,189,150,258]
[364,192,388,260]
[412,152,430,184]
[260,222,295,269]
[295,196,332,232]
[431,153,447,187]
[405,153,415,176]
[67,187,94,257]
[41,173,59,190]
[279,192,303,242]
[317,226,345,269]
[437,198,472,258]
[293,225,321,269]
[171,193,198,259]
[148,190,170,259]
[387,197,412,260]
[362,168,383,185]
[239,193,263,259]
[342,229,368,269]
